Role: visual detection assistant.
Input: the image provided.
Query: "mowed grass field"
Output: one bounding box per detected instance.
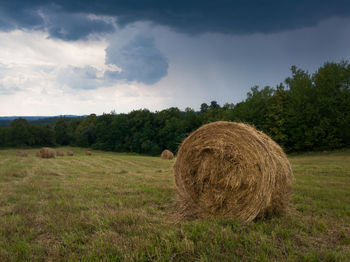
[0,148,350,261]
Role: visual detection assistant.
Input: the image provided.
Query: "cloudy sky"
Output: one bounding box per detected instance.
[0,1,350,116]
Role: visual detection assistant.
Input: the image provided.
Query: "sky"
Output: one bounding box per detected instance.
[0,0,350,116]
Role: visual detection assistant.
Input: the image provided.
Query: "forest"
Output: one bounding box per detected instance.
[1,61,349,155]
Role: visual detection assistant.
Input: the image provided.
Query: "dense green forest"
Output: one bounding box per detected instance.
[1,61,349,154]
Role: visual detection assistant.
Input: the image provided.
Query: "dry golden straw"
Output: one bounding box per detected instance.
[56,151,64,157]
[67,151,74,156]
[161,149,174,160]
[173,121,293,222]
[39,147,56,158]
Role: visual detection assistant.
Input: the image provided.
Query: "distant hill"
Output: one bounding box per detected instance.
[0,120,11,127]
[0,115,86,127]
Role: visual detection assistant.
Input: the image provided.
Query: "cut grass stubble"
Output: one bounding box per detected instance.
[0,148,349,261]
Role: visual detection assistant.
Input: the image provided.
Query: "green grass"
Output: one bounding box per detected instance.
[0,148,350,261]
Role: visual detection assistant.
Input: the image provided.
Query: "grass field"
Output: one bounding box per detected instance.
[0,148,349,261]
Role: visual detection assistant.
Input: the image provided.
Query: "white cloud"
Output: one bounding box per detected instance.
[1,17,350,115]
[0,29,170,115]
[0,30,107,68]
[0,29,110,98]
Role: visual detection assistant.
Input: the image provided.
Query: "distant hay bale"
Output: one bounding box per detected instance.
[161,149,174,160]
[16,151,28,157]
[56,151,64,157]
[67,151,74,156]
[173,121,293,222]
[39,147,55,159]
[86,151,92,156]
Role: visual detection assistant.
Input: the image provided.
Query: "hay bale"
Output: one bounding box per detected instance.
[86,151,92,156]
[173,121,293,222]
[67,151,74,156]
[161,149,174,160]
[39,147,56,158]
[56,151,64,157]
[16,151,28,157]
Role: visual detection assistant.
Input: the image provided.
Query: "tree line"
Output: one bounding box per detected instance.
[1,61,349,154]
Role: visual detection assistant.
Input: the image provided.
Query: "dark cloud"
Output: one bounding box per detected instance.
[39,6,115,41]
[1,0,350,40]
[0,3,115,40]
[105,35,168,85]
[0,4,44,30]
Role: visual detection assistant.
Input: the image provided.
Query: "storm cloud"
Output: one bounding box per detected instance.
[41,8,116,41]
[1,0,350,40]
[105,35,168,85]
[0,1,350,115]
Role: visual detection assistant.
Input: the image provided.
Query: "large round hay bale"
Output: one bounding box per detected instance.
[39,147,55,158]
[86,151,92,156]
[161,149,174,160]
[173,121,293,222]
[67,151,74,156]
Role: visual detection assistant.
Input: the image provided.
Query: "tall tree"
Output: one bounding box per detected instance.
[75,114,97,147]
[54,117,70,145]
[8,118,33,147]
[266,84,289,148]
[200,103,209,113]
